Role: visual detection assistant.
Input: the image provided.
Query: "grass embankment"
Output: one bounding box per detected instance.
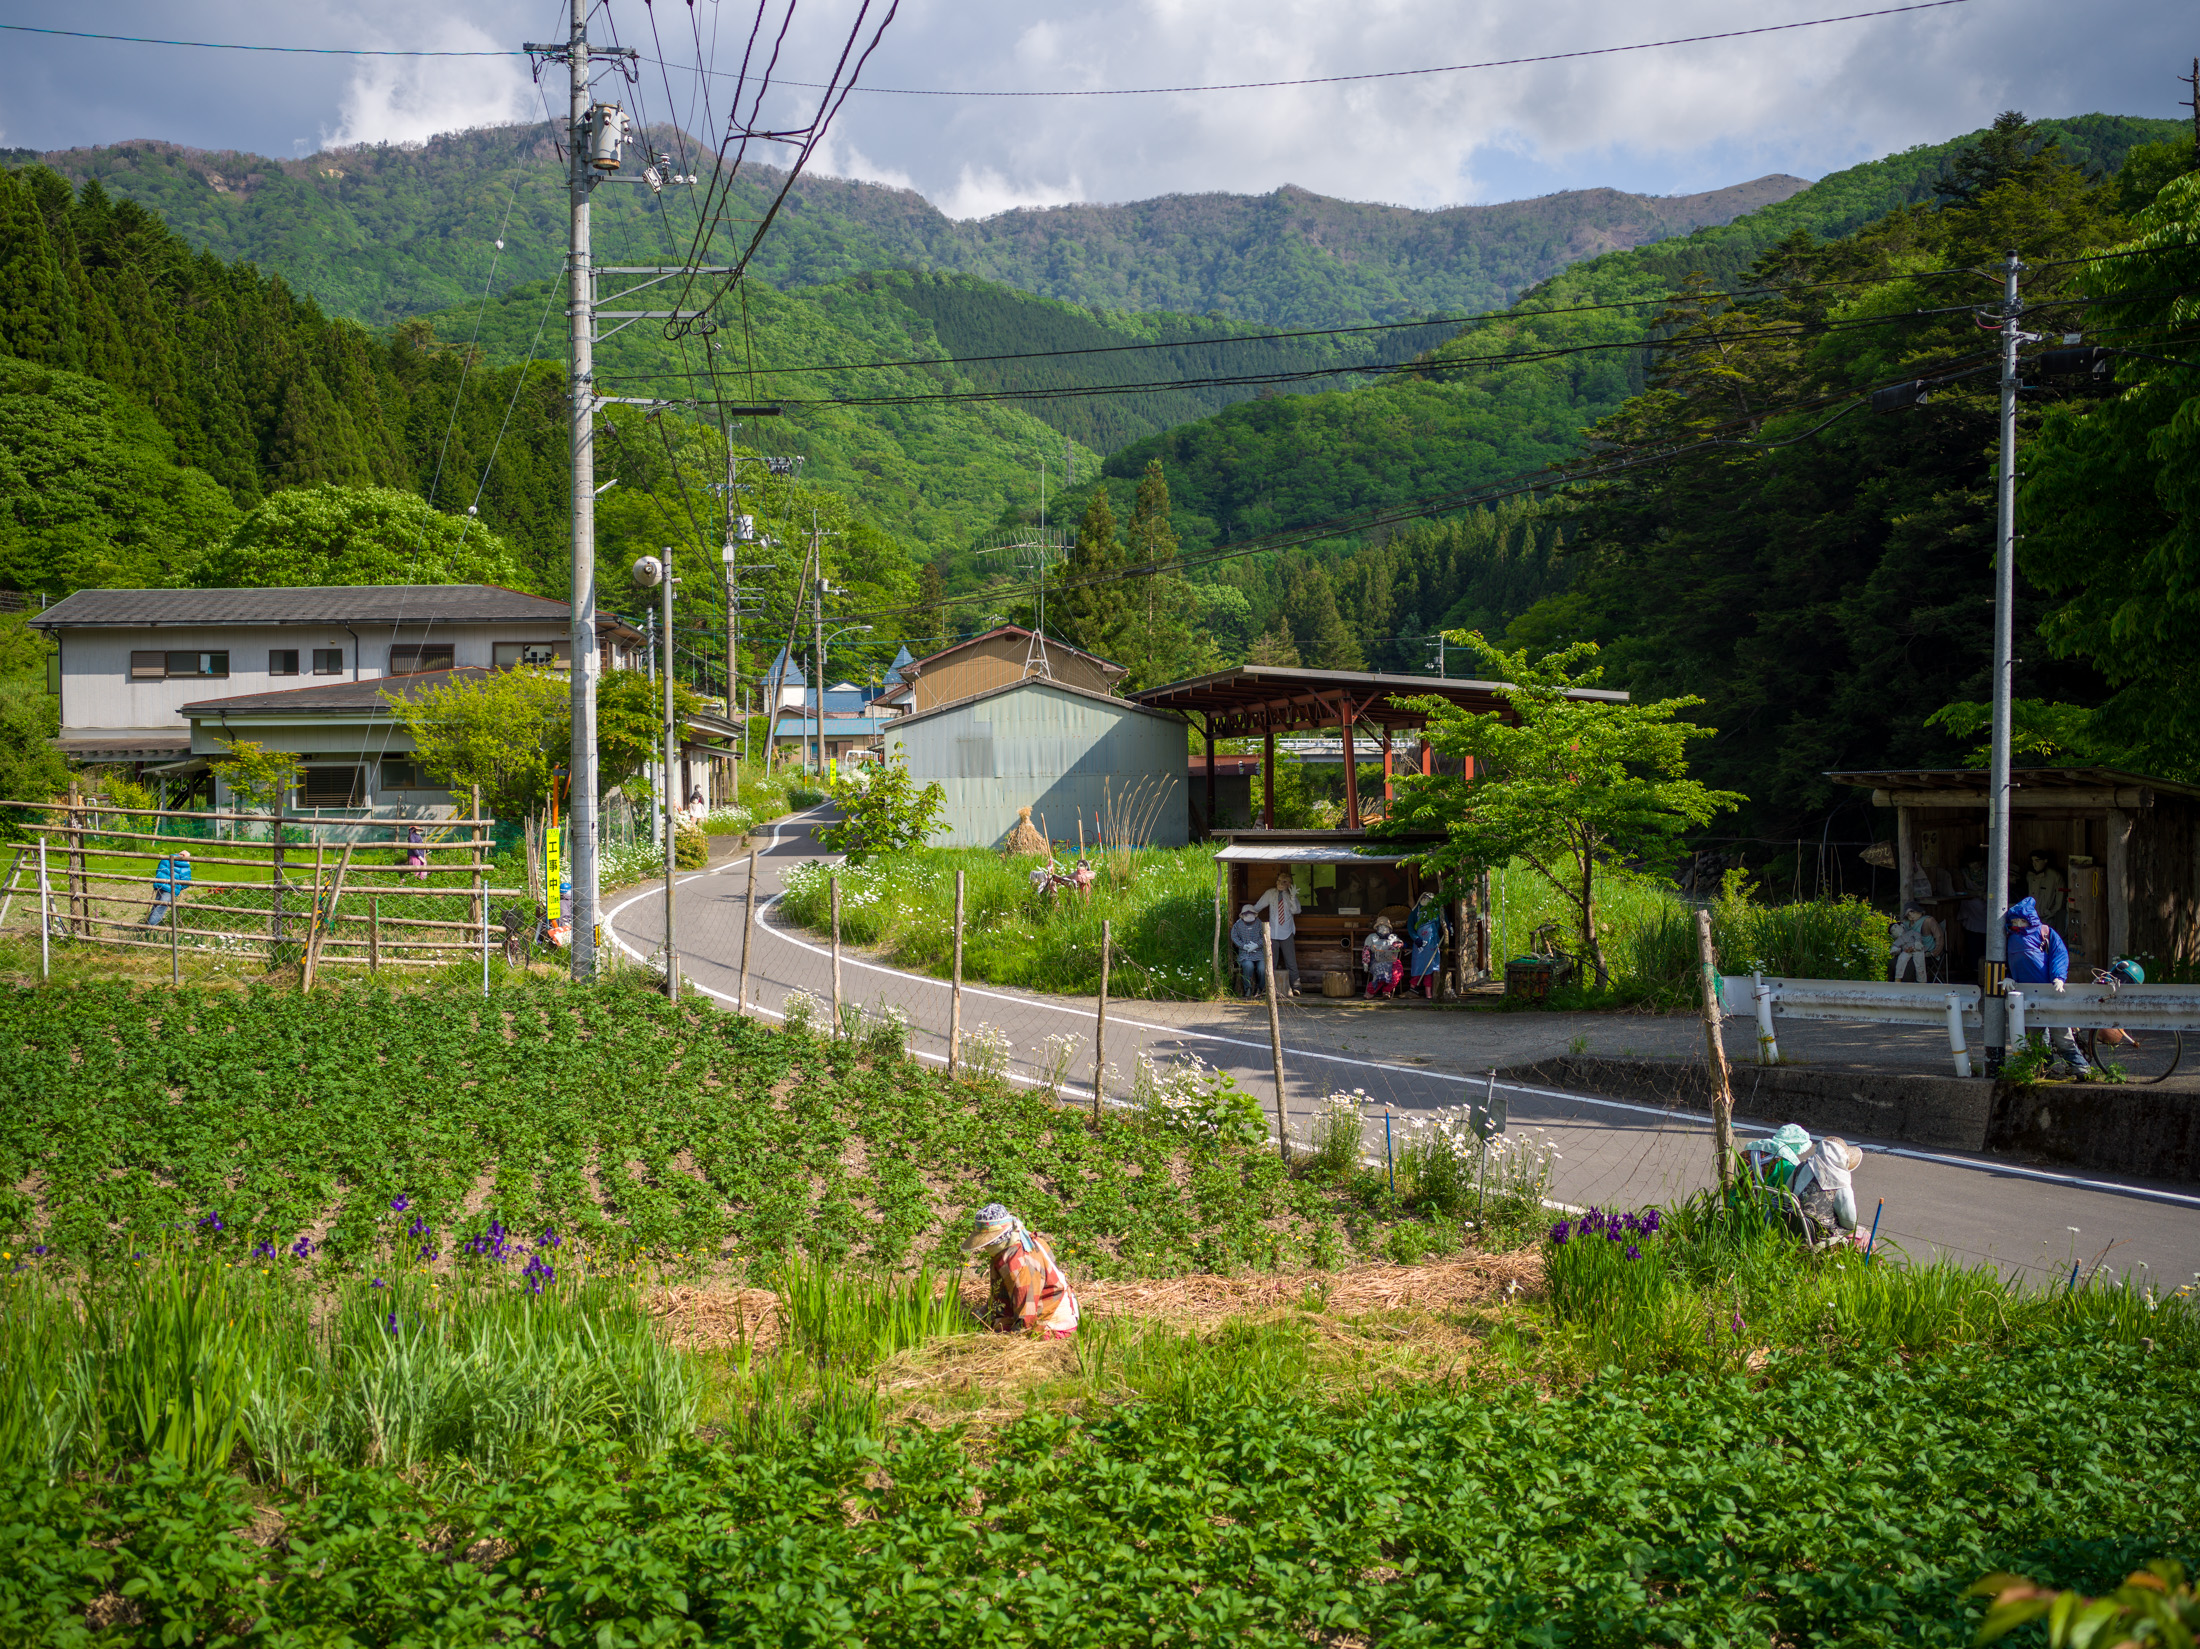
[782,846,1221,999]
[782,847,1891,1004]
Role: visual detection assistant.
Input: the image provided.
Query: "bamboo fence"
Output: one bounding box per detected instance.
[0,793,531,986]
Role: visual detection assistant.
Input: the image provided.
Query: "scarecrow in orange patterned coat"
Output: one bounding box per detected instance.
[964,1203,1080,1338]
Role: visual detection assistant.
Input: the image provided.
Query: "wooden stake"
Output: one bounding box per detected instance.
[301,843,355,993]
[1211,858,1225,996]
[169,877,180,986]
[738,848,758,1014]
[65,778,85,937]
[1263,913,1289,1161]
[1696,907,1736,1188]
[1093,917,1111,1121]
[369,897,380,975]
[949,869,965,1074]
[830,874,843,1036]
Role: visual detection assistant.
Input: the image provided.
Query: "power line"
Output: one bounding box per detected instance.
[671,0,1980,98]
[4,1,1975,94]
[0,24,524,56]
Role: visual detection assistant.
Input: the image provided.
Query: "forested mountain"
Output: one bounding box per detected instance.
[27,126,1802,329]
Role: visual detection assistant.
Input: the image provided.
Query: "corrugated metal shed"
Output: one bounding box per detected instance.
[885,676,1188,848]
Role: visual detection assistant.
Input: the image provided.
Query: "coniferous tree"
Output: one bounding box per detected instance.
[1285,566,1363,670]
[1115,459,1215,686]
[1061,485,1126,658]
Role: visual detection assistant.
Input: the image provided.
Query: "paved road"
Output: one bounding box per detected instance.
[608,810,2200,1291]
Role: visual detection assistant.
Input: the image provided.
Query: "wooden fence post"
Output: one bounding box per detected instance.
[170,883,180,986]
[1263,913,1289,1162]
[1211,859,1224,997]
[737,848,758,1014]
[301,843,354,993]
[38,837,50,979]
[1696,907,1735,1189]
[369,897,380,975]
[65,779,85,937]
[1093,918,1111,1122]
[949,869,965,1074]
[830,875,843,1036]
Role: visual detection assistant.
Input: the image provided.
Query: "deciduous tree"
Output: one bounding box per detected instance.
[1384,632,1742,986]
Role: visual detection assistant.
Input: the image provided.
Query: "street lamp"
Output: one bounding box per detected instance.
[632,547,680,1002]
[815,621,872,778]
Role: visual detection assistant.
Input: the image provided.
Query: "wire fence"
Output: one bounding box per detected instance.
[0,798,521,988]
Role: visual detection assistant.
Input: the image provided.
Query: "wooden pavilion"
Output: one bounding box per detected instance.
[1132,664,1629,831]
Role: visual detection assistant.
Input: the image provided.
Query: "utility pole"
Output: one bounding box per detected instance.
[526,4,635,984]
[813,554,828,780]
[1981,249,2025,1073]
[660,544,680,1002]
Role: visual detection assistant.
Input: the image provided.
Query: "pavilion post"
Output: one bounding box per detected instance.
[1204,714,1218,836]
[1262,728,1276,828]
[1339,696,1360,830]
[1420,731,1433,778]
[1381,724,1393,811]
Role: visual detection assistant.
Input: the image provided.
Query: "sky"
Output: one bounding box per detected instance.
[0,0,2191,218]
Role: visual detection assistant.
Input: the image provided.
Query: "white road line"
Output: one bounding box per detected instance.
[607,812,2200,1213]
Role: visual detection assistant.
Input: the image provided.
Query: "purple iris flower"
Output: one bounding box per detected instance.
[291,1235,314,1259]
[371,1277,386,1289]
[1549,1221,1571,1245]
[384,1311,399,1334]
[198,1212,224,1233]
[1624,1245,1640,1260]
[252,1241,276,1261]
[390,1195,409,1214]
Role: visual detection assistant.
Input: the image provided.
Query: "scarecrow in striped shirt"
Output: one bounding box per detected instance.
[964,1203,1080,1339]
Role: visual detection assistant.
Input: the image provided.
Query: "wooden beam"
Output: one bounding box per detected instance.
[1204,714,1217,837]
[1871,787,2152,810]
[2106,805,2132,957]
[1263,728,1275,828]
[1339,694,1360,830]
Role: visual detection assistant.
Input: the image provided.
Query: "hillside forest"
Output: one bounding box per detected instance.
[1,107,2196,885]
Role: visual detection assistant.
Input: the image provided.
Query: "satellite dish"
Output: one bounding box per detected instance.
[632,555,664,589]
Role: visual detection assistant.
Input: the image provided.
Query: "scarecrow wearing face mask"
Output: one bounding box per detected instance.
[1407,892,1449,999]
[1362,916,1405,998]
[1228,903,1268,997]
[964,1203,1080,1338]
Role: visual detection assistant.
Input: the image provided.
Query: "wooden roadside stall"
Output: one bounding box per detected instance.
[1830,766,2200,980]
[1214,830,1471,995]
[1135,665,1629,996]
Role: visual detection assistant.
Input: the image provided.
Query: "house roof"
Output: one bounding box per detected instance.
[32,584,641,640]
[903,625,1126,681]
[180,667,497,716]
[771,713,897,737]
[1131,664,1627,737]
[885,672,1181,732]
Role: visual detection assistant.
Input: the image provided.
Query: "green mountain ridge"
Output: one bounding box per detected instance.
[25,126,1805,331]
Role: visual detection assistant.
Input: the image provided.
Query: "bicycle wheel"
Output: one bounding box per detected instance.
[2143,1030,2184,1084]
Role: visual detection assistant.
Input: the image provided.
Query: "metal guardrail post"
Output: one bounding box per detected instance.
[1945,993,1972,1078]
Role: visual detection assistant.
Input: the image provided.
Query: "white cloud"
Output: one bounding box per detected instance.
[322,13,536,149]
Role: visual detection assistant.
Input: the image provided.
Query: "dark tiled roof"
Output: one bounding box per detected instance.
[32,584,640,638]
[181,667,495,716]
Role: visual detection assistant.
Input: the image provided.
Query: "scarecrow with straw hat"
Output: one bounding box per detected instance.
[964,1204,1080,1338]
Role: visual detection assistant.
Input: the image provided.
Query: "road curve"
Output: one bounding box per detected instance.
[608,810,2200,1289]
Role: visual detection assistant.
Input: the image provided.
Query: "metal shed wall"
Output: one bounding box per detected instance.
[886,680,1188,848]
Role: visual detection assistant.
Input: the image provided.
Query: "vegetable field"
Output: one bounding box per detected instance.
[3,1337,2193,1646]
[0,977,1426,1276]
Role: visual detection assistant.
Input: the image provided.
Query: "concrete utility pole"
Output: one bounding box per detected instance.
[659,544,680,1002]
[1981,248,2025,1072]
[812,556,828,779]
[526,0,632,983]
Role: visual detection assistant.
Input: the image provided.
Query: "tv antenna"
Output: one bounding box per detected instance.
[976,454,1069,679]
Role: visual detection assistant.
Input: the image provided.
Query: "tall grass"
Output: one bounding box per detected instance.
[0,1253,696,1483]
[782,846,1221,998]
[1545,1187,2200,1375]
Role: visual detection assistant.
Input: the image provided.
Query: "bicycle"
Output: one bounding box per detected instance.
[2077,964,2182,1083]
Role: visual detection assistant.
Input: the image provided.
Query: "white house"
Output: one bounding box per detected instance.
[30,585,644,812]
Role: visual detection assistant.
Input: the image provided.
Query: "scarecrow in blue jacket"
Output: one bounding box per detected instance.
[1407,892,1450,999]
[2006,895,2089,1075]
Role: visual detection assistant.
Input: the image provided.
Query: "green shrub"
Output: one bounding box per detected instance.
[673,821,708,869]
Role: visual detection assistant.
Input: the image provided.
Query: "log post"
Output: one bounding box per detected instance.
[1093,918,1111,1122]
[1696,907,1735,1188]
[1263,912,1289,1161]
[949,869,965,1073]
[830,875,843,1036]
[369,897,380,975]
[738,848,758,1014]
[1211,858,1225,996]
[1338,697,1360,830]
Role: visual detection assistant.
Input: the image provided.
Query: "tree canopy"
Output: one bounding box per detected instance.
[192,485,534,590]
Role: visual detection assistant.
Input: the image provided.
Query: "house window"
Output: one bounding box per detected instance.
[380,759,426,790]
[493,640,567,670]
[313,648,345,676]
[388,644,455,675]
[300,765,365,807]
[269,649,300,676]
[131,651,229,682]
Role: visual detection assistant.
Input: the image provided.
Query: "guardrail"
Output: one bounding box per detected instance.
[1716,974,2200,1078]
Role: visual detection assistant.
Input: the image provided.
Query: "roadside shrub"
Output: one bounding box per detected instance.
[1133,1052,1266,1145]
[673,822,708,869]
[958,1023,1011,1084]
[1305,1090,1367,1178]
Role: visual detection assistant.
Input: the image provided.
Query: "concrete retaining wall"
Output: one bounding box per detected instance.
[1988,1084,2200,1182]
[1501,1055,2199,1183]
